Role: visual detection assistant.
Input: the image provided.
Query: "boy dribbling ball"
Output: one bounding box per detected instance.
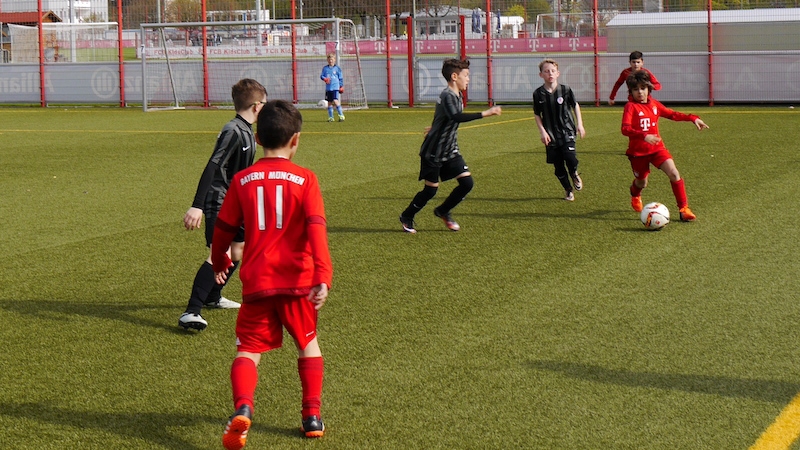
[621,70,709,222]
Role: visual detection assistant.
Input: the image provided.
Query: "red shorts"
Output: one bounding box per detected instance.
[235,294,319,353]
[628,149,673,180]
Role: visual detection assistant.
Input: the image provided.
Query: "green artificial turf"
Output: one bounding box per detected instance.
[0,105,798,449]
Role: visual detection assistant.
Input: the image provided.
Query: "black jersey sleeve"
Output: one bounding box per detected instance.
[441,91,482,123]
[191,161,219,209]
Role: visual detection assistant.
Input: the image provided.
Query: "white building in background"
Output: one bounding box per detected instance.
[0,0,108,22]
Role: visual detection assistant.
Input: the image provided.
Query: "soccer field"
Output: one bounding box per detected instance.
[0,105,798,449]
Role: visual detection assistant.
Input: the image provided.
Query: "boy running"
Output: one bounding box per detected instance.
[213,100,333,449]
[180,79,267,331]
[609,50,662,105]
[622,70,708,221]
[533,59,586,201]
[399,58,501,233]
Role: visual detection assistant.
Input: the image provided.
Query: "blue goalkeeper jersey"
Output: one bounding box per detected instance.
[320,64,343,92]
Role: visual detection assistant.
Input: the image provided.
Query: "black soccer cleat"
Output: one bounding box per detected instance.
[433,208,461,231]
[301,415,325,438]
[223,404,253,450]
[399,215,417,234]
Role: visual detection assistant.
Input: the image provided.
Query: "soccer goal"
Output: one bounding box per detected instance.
[140,18,368,112]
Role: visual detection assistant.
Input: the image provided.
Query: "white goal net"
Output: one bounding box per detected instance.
[140,18,368,111]
[8,22,119,63]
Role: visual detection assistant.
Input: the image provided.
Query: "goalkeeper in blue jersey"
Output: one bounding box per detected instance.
[320,53,344,122]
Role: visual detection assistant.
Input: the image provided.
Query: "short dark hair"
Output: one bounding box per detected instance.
[256,100,303,150]
[232,78,267,112]
[626,70,654,93]
[629,50,644,61]
[442,58,470,81]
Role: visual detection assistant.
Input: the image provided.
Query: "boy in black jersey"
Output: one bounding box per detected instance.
[179,78,268,331]
[399,58,501,233]
[533,59,586,201]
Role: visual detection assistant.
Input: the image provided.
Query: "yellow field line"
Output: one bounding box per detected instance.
[750,392,800,450]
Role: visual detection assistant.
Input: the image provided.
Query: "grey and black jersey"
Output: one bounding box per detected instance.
[191,115,257,214]
[533,83,578,145]
[419,88,483,164]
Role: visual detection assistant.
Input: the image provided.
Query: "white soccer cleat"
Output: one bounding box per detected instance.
[206,297,241,309]
[179,312,208,331]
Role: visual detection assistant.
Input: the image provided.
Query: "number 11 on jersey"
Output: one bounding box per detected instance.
[256,185,284,230]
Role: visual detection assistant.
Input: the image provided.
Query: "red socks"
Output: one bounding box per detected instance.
[671,178,688,209]
[630,182,643,198]
[231,357,258,410]
[298,357,324,419]
[230,355,325,419]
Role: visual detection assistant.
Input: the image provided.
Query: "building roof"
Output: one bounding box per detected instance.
[607,8,800,26]
[0,11,63,25]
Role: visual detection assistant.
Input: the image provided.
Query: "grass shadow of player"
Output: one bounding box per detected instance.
[0,299,177,333]
[0,401,297,450]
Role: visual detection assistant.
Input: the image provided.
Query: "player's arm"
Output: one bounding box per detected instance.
[534,114,551,145]
[184,161,218,230]
[573,103,586,138]
[321,67,330,84]
[304,177,333,310]
[609,72,626,104]
[210,185,242,284]
[658,101,703,128]
[442,94,483,123]
[647,69,662,91]
[620,104,649,140]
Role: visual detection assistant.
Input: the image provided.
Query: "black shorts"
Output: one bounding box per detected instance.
[325,91,340,103]
[546,140,577,164]
[204,212,244,248]
[419,155,470,183]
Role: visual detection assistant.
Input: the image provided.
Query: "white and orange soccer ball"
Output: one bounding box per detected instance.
[640,202,670,230]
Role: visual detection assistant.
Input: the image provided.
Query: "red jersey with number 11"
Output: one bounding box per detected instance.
[212,157,332,302]
[621,97,699,158]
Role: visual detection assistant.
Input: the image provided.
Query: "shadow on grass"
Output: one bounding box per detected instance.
[465,208,625,222]
[0,299,181,333]
[0,402,298,449]
[527,360,800,403]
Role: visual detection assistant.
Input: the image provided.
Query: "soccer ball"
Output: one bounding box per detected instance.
[640,202,670,230]
[317,99,328,108]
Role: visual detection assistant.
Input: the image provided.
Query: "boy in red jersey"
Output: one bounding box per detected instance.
[609,51,662,105]
[211,100,333,449]
[622,70,709,222]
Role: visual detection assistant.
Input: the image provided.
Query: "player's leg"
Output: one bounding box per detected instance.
[433,156,472,230]
[282,296,325,438]
[553,160,573,201]
[180,214,222,330]
[325,91,334,122]
[224,301,281,449]
[658,158,695,221]
[400,162,440,233]
[223,351,259,450]
[333,92,344,121]
[564,143,582,190]
[628,156,650,212]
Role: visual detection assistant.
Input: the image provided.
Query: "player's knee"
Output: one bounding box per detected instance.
[421,184,438,200]
[458,175,474,193]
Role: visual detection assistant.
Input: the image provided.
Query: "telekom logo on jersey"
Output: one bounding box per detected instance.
[639,118,652,131]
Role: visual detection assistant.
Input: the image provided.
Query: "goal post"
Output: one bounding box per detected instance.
[140,18,368,112]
